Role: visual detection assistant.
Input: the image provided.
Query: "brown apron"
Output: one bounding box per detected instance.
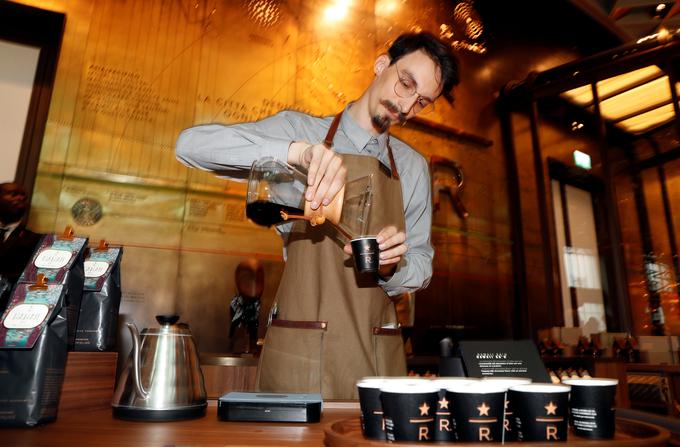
[256,112,407,399]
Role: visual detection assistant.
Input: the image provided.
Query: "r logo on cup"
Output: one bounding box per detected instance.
[351,237,379,273]
[508,383,571,442]
[357,378,387,440]
[539,400,563,440]
[431,378,481,442]
[380,380,440,442]
[446,381,507,443]
[481,377,532,442]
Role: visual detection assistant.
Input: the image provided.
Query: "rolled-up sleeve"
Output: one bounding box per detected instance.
[176,112,298,180]
[378,155,433,296]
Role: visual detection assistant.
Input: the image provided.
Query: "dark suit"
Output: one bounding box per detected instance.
[0,226,42,313]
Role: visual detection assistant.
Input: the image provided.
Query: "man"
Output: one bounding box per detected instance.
[0,182,42,312]
[177,32,459,398]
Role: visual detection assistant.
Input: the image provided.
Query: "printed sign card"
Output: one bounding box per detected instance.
[459,340,550,382]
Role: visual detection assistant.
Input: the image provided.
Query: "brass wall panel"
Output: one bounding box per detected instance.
[16,0,516,355]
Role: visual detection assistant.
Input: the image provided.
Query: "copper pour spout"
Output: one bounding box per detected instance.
[280,207,352,240]
[280,210,326,226]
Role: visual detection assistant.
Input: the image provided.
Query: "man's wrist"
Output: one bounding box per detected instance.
[287,141,309,166]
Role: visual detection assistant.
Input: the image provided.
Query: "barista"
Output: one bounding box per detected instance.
[0,182,41,312]
[176,32,460,399]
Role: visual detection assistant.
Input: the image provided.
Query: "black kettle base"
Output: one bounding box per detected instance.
[112,403,207,422]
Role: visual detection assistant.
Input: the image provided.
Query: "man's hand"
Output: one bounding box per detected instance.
[344,225,407,279]
[288,141,347,210]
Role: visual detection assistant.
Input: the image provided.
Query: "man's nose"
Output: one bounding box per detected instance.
[400,95,419,114]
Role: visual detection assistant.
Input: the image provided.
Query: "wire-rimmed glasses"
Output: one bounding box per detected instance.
[393,60,435,114]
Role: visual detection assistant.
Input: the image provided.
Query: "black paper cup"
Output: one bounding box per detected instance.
[351,237,379,273]
[446,382,507,443]
[356,377,425,440]
[380,380,440,442]
[431,378,481,442]
[509,383,571,442]
[357,378,388,440]
[562,378,618,439]
[482,377,532,442]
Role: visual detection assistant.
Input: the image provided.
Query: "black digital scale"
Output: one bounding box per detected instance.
[217,392,323,423]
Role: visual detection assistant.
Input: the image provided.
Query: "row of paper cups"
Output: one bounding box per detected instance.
[357,376,618,443]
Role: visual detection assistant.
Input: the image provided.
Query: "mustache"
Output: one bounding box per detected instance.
[380,100,407,124]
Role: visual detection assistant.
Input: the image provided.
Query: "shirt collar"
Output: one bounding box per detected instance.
[0,221,20,239]
[339,104,389,156]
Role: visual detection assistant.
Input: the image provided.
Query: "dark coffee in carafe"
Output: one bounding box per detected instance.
[246,201,304,227]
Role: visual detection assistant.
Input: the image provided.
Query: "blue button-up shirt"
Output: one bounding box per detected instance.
[176,108,433,296]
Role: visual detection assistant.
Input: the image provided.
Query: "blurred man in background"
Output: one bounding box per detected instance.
[0,182,41,312]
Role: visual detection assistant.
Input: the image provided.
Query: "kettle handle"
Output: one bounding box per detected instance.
[127,323,149,400]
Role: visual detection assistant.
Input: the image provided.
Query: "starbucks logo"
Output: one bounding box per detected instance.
[71,198,103,226]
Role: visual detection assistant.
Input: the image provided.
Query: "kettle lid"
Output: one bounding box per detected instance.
[156,314,180,325]
[141,314,191,336]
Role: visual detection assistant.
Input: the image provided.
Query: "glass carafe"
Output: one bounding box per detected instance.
[246,157,373,240]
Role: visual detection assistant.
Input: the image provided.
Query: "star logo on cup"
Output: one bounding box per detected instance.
[438,397,449,409]
[477,402,490,416]
[545,401,558,415]
[419,402,431,416]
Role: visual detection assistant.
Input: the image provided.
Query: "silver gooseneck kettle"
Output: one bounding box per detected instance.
[112,315,207,421]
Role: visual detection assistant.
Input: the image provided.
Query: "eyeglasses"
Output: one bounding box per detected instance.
[393,60,435,114]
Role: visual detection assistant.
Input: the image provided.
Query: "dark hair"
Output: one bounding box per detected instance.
[387,32,460,103]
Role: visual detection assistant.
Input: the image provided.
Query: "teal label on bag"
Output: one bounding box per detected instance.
[83,247,121,290]
[0,285,64,349]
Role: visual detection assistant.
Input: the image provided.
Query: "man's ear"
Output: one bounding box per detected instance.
[374,54,390,76]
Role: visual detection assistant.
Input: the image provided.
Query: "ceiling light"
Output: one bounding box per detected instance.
[599,76,671,120]
[561,66,664,106]
[323,0,351,22]
[617,103,676,133]
[375,0,398,16]
[561,65,678,134]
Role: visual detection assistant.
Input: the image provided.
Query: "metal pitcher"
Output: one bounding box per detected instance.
[112,315,207,421]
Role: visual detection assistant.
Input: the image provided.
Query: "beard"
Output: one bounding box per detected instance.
[0,206,25,224]
[371,100,407,133]
[371,114,391,134]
